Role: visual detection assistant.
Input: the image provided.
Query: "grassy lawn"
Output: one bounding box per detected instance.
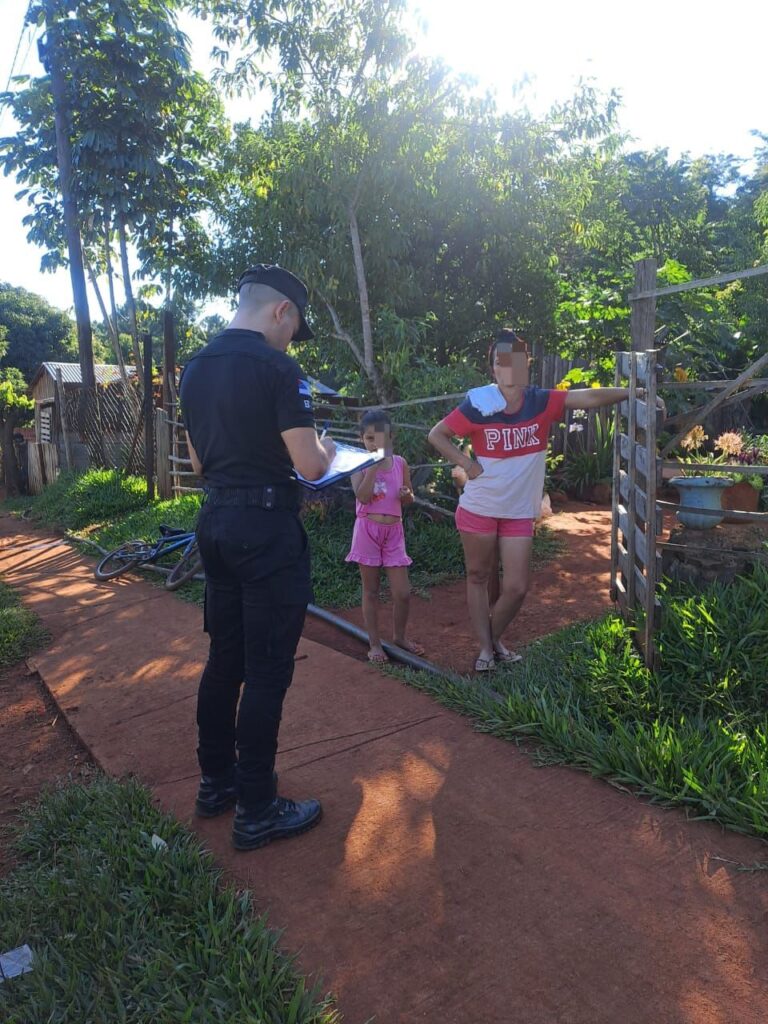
[0,777,339,1023]
[391,565,768,840]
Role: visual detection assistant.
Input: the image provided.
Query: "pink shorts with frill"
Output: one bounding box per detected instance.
[345,516,412,567]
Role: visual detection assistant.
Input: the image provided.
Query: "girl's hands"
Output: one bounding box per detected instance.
[399,486,414,505]
[465,461,484,480]
[451,465,468,492]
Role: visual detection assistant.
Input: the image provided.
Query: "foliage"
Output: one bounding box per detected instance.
[1,0,228,329]
[0,367,35,495]
[21,469,149,531]
[394,567,768,838]
[0,368,34,425]
[558,410,614,497]
[0,282,77,380]
[0,580,48,668]
[0,776,339,1023]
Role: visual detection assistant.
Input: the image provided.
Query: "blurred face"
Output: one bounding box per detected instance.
[361,424,392,455]
[492,342,529,388]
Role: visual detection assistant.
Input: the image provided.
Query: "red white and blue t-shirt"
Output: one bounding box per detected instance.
[442,387,567,519]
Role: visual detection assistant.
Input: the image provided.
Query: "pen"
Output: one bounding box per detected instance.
[320,420,330,440]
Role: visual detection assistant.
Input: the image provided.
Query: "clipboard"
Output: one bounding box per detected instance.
[295,441,386,491]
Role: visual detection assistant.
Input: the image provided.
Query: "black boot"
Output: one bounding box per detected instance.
[195,772,237,818]
[232,796,322,851]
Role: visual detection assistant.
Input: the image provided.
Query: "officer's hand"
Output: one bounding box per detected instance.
[320,436,337,462]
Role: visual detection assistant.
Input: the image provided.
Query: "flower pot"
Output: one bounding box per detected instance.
[669,476,731,529]
[721,480,760,523]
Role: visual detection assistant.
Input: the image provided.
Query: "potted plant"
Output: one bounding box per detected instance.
[714,432,766,520]
[669,426,730,529]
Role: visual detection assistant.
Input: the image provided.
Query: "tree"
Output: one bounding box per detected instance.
[1,0,228,388]
[0,367,34,496]
[0,282,77,380]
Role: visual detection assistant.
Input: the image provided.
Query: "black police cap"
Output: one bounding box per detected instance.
[237,264,314,341]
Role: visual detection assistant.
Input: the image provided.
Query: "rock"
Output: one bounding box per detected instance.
[588,482,612,505]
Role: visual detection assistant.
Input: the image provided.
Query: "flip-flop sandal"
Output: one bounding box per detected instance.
[367,650,389,664]
[474,656,496,672]
[494,648,523,663]
[395,640,426,656]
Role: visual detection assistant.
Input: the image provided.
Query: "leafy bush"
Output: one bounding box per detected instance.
[24,469,149,530]
[559,413,614,497]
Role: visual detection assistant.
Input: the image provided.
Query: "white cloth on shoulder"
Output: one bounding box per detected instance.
[466,384,507,416]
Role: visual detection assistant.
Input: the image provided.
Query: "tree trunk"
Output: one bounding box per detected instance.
[1,414,21,497]
[163,214,175,414]
[44,10,95,392]
[118,212,144,381]
[348,203,389,402]
[88,261,126,375]
[43,7,103,463]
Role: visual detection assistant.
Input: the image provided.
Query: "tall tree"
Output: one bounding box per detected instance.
[0,282,77,380]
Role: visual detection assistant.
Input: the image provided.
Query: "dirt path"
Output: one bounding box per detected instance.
[304,504,615,671]
[1,514,767,1024]
[0,662,94,875]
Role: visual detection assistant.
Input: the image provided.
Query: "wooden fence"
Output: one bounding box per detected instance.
[610,257,768,668]
[27,442,59,495]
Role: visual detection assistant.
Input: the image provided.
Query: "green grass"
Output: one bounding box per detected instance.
[390,566,768,840]
[11,469,150,531]
[0,581,48,669]
[0,776,340,1023]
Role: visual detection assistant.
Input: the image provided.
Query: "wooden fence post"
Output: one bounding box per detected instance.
[156,408,171,499]
[143,332,155,501]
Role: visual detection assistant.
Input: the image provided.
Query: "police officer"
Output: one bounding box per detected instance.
[180,264,335,851]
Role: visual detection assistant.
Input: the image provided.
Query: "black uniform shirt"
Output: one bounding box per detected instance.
[180,329,315,487]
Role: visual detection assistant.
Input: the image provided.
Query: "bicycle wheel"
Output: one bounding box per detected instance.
[94,541,154,581]
[165,542,203,591]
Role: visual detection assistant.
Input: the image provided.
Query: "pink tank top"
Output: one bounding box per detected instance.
[355,455,405,518]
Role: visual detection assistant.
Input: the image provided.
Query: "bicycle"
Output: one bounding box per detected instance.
[94,525,203,590]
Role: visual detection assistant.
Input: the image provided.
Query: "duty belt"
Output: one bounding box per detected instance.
[204,484,301,511]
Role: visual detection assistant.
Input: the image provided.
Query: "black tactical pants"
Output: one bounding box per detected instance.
[195,498,312,809]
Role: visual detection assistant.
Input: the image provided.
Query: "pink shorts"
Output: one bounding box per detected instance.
[346,517,412,568]
[455,505,534,538]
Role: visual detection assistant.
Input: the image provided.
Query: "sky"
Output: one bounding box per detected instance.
[0,0,766,318]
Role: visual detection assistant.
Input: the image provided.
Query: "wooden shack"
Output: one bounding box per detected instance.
[27,362,138,492]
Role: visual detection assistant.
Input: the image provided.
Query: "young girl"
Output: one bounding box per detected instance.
[345,409,425,663]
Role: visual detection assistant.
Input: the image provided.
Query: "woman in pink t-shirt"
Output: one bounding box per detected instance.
[429,329,656,673]
[346,409,425,663]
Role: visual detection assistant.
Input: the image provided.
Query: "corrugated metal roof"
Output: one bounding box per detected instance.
[306,374,339,396]
[40,362,137,386]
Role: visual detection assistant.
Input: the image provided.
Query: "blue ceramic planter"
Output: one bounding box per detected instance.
[669,476,731,529]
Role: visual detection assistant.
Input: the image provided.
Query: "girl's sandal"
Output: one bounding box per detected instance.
[493,648,523,664]
[367,649,389,664]
[474,656,496,672]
